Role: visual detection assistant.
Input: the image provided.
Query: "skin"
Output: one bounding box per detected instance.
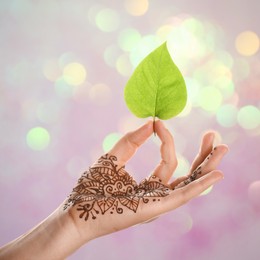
[0,120,228,260]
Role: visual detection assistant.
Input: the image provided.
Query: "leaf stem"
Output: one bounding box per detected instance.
[153,117,156,136]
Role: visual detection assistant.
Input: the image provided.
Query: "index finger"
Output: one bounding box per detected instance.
[108,121,153,167]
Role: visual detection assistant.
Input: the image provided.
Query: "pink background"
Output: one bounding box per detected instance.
[0,0,260,259]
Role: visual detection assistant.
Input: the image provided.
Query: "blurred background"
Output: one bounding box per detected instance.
[0,0,260,259]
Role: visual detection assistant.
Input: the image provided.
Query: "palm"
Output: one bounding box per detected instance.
[64,154,170,222]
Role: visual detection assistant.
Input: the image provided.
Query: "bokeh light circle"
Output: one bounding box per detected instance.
[167,17,216,70]
[177,100,192,117]
[215,50,234,69]
[130,35,160,67]
[213,77,234,99]
[26,127,50,151]
[200,185,213,196]
[118,28,141,52]
[43,59,62,82]
[185,77,201,107]
[174,154,190,178]
[232,58,250,81]
[235,31,259,56]
[59,52,78,68]
[198,87,223,112]
[124,0,149,16]
[55,78,73,98]
[171,211,193,234]
[116,54,133,76]
[103,133,122,152]
[237,105,260,129]
[216,104,237,127]
[156,25,174,42]
[72,82,92,103]
[104,44,121,67]
[95,8,120,32]
[88,83,112,105]
[63,63,87,86]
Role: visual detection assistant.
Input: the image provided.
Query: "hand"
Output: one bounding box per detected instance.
[64,120,228,242]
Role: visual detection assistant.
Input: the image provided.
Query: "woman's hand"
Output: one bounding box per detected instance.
[0,120,228,260]
[64,120,228,242]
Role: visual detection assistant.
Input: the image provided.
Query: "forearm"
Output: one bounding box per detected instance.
[0,205,87,260]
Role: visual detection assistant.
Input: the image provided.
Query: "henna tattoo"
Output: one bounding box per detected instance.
[182,166,202,186]
[174,147,217,189]
[64,154,170,221]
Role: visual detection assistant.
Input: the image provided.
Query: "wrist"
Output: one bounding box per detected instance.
[40,204,92,258]
[0,204,88,260]
[63,201,98,242]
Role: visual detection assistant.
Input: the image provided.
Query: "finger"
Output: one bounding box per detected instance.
[152,120,178,184]
[164,170,224,210]
[198,144,229,174]
[108,121,153,166]
[189,132,215,174]
[169,176,188,189]
[172,144,228,189]
[170,132,214,189]
[175,170,223,204]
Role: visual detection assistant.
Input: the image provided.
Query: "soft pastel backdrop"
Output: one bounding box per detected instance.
[0,0,260,259]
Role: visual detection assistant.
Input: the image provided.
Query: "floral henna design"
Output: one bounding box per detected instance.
[64,154,170,221]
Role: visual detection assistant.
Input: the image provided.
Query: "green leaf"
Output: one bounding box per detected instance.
[124,42,187,120]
